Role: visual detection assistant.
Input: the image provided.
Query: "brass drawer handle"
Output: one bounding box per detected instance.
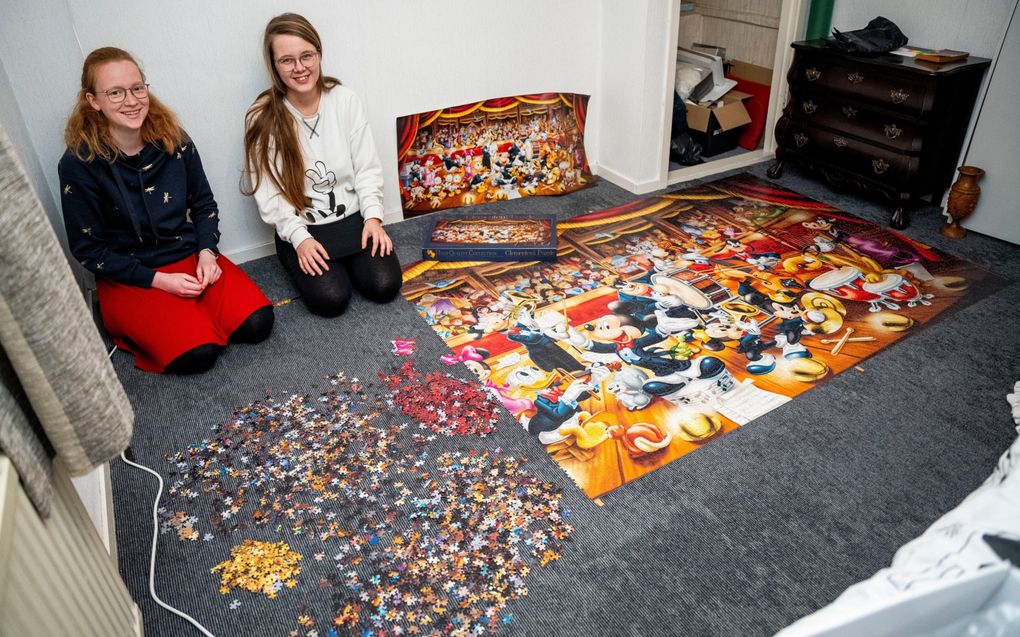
[802,100,817,114]
[847,72,864,84]
[805,67,821,81]
[884,124,902,139]
[794,133,809,147]
[890,88,910,104]
[872,158,890,174]
[842,106,857,118]
[833,136,849,149]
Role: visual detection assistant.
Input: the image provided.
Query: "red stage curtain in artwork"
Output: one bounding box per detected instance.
[516,93,561,105]
[723,179,838,211]
[443,101,486,118]
[478,97,517,112]
[397,110,441,161]
[397,93,590,164]
[396,114,420,161]
[571,94,588,134]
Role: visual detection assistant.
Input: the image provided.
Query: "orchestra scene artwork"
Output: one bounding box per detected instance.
[401,174,993,497]
[396,93,593,217]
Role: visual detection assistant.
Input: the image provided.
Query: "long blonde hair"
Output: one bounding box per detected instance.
[243,13,341,212]
[64,47,182,161]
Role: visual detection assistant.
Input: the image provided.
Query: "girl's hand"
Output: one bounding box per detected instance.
[196,249,221,288]
[362,218,393,257]
[296,237,331,275]
[152,272,204,298]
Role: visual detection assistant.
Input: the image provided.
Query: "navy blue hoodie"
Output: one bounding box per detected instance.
[58,139,221,287]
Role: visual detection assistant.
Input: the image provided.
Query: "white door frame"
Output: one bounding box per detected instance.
[664,0,810,186]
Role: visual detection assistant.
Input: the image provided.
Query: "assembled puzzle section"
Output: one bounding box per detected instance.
[402,173,999,498]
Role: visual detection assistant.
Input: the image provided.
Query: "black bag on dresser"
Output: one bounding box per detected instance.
[828,17,908,56]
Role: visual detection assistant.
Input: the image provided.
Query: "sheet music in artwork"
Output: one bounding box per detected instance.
[715,379,791,425]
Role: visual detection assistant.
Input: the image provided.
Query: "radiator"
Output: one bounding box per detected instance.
[0,456,141,636]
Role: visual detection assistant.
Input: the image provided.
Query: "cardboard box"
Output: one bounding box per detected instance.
[685,90,752,157]
[727,60,773,86]
[725,60,773,151]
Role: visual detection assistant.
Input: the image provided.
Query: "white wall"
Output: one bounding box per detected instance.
[956,1,1020,244]
[598,0,679,193]
[831,0,1014,59]
[0,33,77,274]
[2,0,604,260]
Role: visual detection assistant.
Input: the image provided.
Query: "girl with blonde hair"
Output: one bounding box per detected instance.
[59,47,274,374]
[244,13,401,317]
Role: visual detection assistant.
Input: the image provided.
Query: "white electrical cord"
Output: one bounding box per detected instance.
[109,345,215,634]
[119,449,217,637]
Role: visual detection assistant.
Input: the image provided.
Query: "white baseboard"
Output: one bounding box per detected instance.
[593,164,666,195]
[70,462,115,556]
[667,150,773,186]
[224,240,276,264]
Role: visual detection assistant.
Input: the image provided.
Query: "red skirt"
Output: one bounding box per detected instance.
[97,254,271,373]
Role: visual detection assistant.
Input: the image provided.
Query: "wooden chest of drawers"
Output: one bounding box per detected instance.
[768,40,990,228]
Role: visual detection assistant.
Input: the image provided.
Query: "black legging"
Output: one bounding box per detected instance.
[164,343,222,375]
[229,305,275,343]
[275,234,402,318]
[164,306,275,374]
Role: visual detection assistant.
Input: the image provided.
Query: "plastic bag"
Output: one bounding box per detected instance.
[828,16,908,56]
[670,100,703,166]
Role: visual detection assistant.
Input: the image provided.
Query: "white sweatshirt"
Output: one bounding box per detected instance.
[252,85,385,248]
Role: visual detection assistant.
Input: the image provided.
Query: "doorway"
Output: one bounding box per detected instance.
[665,0,809,185]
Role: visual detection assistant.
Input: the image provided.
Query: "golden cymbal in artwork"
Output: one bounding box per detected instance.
[800,292,847,334]
[720,300,761,317]
[801,292,847,316]
[788,357,829,382]
[878,312,915,332]
[934,275,969,292]
[675,413,723,442]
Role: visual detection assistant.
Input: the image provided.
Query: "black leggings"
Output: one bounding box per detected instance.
[229,305,275,343]
[164,343,222,375]
[164,306,275,374]
[275,234,402,317]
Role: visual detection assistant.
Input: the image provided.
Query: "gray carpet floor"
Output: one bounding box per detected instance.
[110,161,1020,637]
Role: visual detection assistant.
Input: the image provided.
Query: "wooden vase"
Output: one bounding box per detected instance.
[941,166,985,239]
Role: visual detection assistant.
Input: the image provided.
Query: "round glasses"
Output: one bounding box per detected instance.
[98,83,150,103]
[276,52,318,71]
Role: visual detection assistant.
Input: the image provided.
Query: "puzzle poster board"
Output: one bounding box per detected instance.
[401,174,997,498]
[396,93,592,217]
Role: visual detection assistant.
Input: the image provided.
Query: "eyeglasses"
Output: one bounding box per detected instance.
[97,83,150,103]
[276,51,318,71]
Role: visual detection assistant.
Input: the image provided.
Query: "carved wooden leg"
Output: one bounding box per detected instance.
[766,161,784,179]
